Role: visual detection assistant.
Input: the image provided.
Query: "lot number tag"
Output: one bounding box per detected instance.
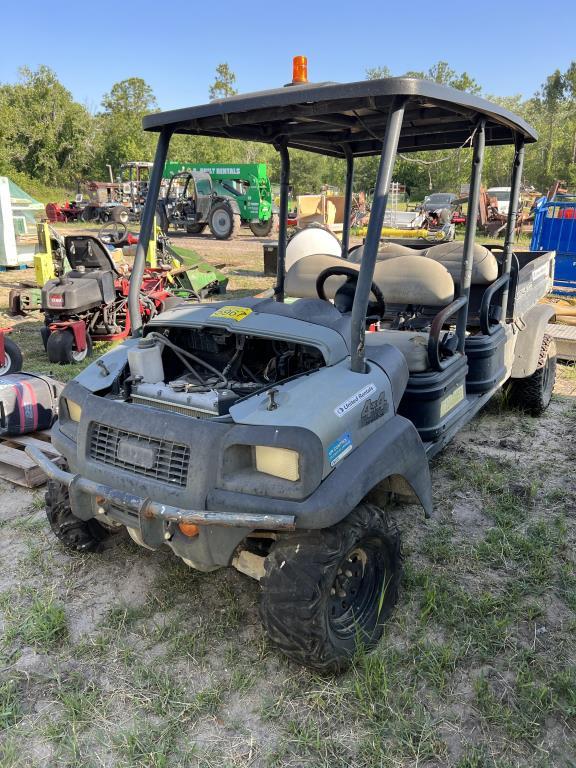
[210,306,253,321]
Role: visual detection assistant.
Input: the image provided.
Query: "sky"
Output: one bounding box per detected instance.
[1,0,575,112]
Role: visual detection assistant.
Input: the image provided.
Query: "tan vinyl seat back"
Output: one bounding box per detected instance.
[423,242,498,284]
[285,253,454,306]
[349,241,499,285]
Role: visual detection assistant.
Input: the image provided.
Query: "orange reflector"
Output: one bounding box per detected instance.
[292,56,308,84]
[178,522,200,537]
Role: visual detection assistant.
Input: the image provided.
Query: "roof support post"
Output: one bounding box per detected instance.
[274,142,290,302]
[500,137,525,316]
[341,147,354,259]
[350,98,406,374]
[455,120,486,353]
[129,127,172,337]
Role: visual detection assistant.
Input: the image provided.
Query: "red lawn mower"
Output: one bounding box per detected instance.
[41,235,175,364]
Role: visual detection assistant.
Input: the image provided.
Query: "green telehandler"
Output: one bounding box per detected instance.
[163,162,276,236]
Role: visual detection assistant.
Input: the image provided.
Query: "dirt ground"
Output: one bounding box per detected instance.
[0,228,574,767]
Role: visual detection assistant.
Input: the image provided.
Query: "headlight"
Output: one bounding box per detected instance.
[64,398,82,422]
[254,446,300,482]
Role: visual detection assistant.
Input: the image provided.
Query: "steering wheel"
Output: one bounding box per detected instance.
[98,221,128,246]
[315,265,386,317]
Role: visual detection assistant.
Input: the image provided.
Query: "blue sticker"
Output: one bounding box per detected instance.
[328,432,353,467]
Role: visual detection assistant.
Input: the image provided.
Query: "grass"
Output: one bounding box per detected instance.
[1,590,68,650]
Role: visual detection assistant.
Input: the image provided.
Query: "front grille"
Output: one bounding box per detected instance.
[89,423,190,486]
[131,394,214,419]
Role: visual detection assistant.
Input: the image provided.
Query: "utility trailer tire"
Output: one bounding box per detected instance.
[259,504,401,672]
[45,478,114,552]
[186,224,207,235]
[249,214,276,237]
[508,334,556,416]
[209,203,240,240]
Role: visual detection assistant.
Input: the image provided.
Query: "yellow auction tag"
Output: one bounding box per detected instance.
[210,306,253,321]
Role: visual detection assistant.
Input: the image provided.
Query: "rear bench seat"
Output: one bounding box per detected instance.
[285,254,454,372]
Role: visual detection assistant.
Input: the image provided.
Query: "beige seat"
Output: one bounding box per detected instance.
[285,253,456,373]
[349,241,498,285]
[366,330,434,373]
[423,242,498,284]
[285,253,454,305]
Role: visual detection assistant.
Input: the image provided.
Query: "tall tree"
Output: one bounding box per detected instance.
[0,66,92,184]
[209,64,238,100]
[94,77,158,175]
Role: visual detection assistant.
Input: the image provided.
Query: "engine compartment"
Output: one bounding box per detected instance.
[124,325,325,418]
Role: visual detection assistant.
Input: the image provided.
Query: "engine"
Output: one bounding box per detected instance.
[125,326,325,418]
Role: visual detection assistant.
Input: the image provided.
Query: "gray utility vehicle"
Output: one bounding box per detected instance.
[31,72,557,672]
[156,170,241,238]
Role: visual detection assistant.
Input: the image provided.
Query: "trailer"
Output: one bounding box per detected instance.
[531,197,576,360]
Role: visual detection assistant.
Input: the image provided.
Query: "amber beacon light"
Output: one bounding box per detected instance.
[292,56,308,84]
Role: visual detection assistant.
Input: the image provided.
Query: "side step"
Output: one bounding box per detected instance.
[547,323,576,362]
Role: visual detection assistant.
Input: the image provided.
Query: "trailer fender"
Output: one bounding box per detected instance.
[511,304,556,378]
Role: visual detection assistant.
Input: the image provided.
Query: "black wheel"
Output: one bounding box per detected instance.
[508,334,557,416]
[186,223,207,235]
[45,478,115,552]
[260,504,401,672]
[249,215,276,237]
[0,337,23,376]
[80,206,96,223]
[110,206,129,224]
[208,203,240,240]
[46,329,93,364]
[40,325,50,351]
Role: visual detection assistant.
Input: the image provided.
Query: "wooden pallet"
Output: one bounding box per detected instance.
[0,430,62,488]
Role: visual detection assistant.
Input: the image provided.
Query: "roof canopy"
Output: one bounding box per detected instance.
[143,77,537,159]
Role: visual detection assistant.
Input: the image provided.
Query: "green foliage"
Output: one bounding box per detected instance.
[93,77,158,176]
[0,66,92,185]
[209,62,238,100]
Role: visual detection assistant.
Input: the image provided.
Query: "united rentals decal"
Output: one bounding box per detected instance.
[334,383,377,418]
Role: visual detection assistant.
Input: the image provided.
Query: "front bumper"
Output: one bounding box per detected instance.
[28,446,295,549]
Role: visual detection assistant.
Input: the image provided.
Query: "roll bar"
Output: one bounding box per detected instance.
[274,142,290,302]
[455,121,485,353]
[129,127,172,336]
[500,138,525,313]
[341,148,354,259]
[350,98,406,373]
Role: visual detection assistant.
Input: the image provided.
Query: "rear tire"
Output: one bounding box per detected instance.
[249,215,276,237]
[0,337,23,376]
[186,223,207,235]
[209,203,240,240]
[508,334,556,415]
[259,504,401,672]
[45,478,113,552]
[110,206,129,224]
[46,329,93,364]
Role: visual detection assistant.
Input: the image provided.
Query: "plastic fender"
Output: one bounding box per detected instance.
[510,304,556,378]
